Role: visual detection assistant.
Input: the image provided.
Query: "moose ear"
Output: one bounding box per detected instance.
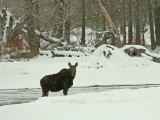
[75,62,78,67]
[68,62,72,67]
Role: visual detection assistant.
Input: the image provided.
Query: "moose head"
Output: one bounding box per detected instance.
[68,62,78,77]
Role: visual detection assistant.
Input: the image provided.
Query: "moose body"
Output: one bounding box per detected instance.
[40,62,78,97]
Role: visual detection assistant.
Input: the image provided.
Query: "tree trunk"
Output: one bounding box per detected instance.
[142,0,147,46]
[65,19,71,44]
[25,0,39,57]
[0,9,14,50]
[0,9,8,48]
[63,0,71,44]
[34,0,40,49]
[135,0,141,45]
[122,0,126,45]
[154,0,160,46]
[34,0,40,30]
[56,0,64,39]
[98,0,120,47]
[81,0,86,45]
[102,0,106,31]
[98,0,118,36]
[128,0,133,44]
[147,0,156,50]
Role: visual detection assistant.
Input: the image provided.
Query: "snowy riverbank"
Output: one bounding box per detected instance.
[1,45,160,89]
[0,87,160,120]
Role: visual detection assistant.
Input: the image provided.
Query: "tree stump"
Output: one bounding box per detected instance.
[153,57,160,63]
[124,47,146,57]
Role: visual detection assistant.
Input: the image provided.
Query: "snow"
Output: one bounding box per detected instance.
[36,30,61,43]
[0,10,3,17]
[0,45,160,89]
[122,45,148,51]
[1,8,18,46]
[122,45,160,58]
[0,87,160,120]
[5,9,12,27]
[0,45,160,120]
[70,28,96,45]
[1,9,12,44]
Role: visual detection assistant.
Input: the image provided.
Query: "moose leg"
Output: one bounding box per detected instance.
[42,88,49,97]
[63,88,69,96]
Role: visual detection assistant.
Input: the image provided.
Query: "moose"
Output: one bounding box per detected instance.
[40,62,78,97]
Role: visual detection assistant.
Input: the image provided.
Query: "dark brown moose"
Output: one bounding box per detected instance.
[40,62,78,97]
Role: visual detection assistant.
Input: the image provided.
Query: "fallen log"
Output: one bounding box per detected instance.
[123,46,160,63]
[124,47,146,57]
[51,51,85,58]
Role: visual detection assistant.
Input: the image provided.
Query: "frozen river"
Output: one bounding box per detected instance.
[1,84,160,106]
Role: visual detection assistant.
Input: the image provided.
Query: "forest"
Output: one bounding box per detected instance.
[0,0,160,59]
[1,1,160,119]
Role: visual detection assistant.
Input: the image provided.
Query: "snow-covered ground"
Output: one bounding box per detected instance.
[0,45,160,89]
[1,45,160,120]
[0,87,160,120]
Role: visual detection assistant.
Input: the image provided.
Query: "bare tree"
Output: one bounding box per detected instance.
[81,0,86,45]
[147,0,156,50]
[135,0,141,45]
[25,0,39,57]
[141,0,147,46]
[154,0,160,46]
[128,0,133,44]
[98,0,120,47]
[122,0,126,45]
